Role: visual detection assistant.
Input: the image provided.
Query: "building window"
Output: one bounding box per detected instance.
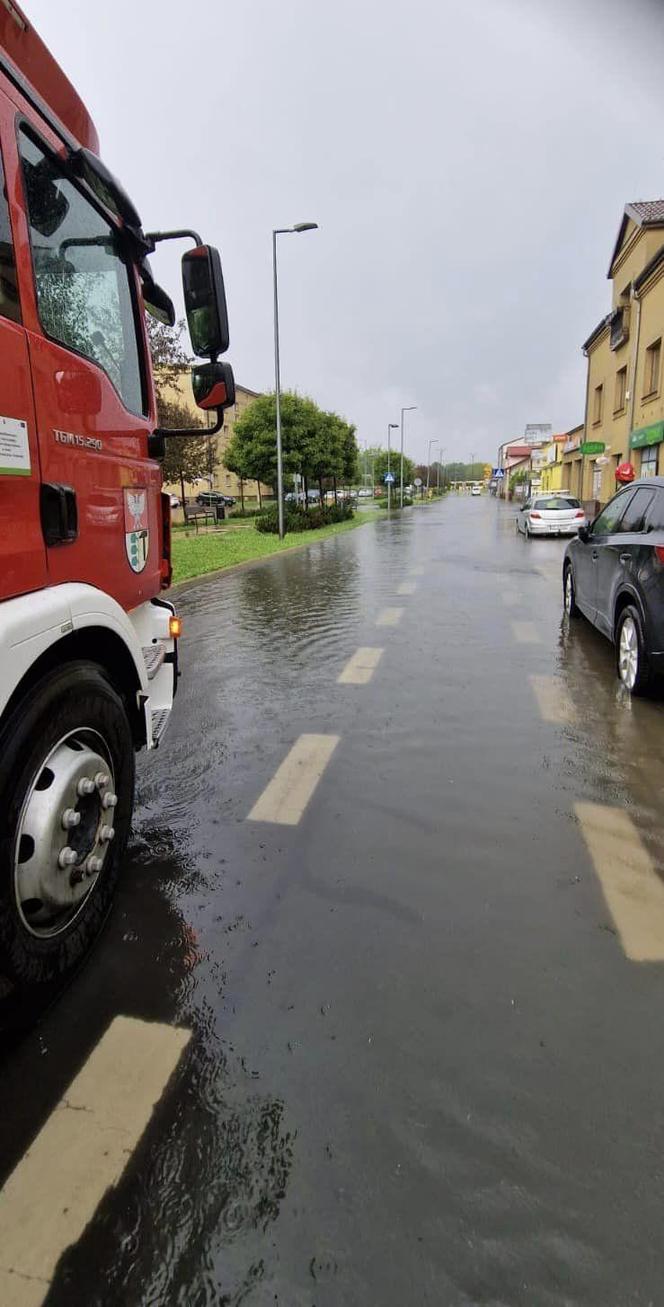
[592,463,602,498]
[640,444,658,478]
[614,367,627,413]
[593,384,603,425]
[644,338,661,398]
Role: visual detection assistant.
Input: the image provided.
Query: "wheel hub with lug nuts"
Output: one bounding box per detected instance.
[13,729,117,938]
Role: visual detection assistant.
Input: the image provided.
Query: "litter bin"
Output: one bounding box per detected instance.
[214,502,226,523]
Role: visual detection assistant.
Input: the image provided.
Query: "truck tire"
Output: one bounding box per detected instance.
[0,661,134,998]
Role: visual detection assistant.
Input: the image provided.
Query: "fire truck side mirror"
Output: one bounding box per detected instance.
[191,361,235,412]
[182,245,230,360]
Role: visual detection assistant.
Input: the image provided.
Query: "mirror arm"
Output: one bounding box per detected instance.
[153,410,224,441]
[144,228,203,251]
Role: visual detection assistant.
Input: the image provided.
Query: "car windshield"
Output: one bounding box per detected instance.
[533,497,580,510]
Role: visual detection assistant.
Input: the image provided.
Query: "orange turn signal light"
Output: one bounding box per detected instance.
[169,615,182,638]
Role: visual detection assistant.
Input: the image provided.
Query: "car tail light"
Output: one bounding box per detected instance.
[160,492,172,589]
[169,615,182,638]
[655,546,664,565]
[530,511,542,519]
[575,511,585,518]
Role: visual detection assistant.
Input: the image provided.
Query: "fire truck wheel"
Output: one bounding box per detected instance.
[0,661,134,994]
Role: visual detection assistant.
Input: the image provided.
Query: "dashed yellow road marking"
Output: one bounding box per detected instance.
[575,802,664,961]
[376,607,404,627]
[337,647,384,685]
[0,1017,190,1307]
[397,581,416,595]
[248,734,339,825]
[511,620,541,644]
[529,674,575,725]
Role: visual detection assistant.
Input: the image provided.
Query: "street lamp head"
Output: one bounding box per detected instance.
[402,405,417,414]
[292,222,318,233]
[388,423,398,429]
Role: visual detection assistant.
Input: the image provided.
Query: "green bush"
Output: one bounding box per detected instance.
[375,495,413,508]
[255,501,355,534]
[229,506,262,519]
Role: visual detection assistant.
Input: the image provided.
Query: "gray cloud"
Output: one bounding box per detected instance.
[26,0,664,464]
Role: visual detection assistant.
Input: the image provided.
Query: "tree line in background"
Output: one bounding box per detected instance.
[147,320,359,514]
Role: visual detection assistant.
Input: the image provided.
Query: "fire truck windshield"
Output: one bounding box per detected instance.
[19,129,145,417]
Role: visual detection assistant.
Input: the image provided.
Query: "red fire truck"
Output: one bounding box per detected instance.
[0,3,234,999]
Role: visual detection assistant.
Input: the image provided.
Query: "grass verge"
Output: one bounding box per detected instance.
[171,515,369,585]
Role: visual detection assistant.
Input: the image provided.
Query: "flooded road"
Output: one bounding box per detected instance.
[3,495,664,1306]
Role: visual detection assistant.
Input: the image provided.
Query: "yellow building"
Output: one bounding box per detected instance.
[160,371,270,504]
[538,437,567,492]
[580,201,664,506]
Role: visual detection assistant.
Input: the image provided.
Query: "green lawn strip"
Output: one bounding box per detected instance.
[171,515,369,585]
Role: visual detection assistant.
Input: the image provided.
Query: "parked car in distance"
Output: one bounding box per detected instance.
[357,488,373,498]
[169,495,181,509]
[471,484,481,496]
[517,494,586,537]
[563,478,664,694]
[196,491,235,508]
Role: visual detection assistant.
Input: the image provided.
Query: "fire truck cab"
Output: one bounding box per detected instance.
[0,3,234,1003]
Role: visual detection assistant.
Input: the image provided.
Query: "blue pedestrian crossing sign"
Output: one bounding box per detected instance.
[493,468,505,479]
[384,472,396,484]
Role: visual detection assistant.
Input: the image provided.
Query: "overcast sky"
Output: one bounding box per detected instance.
[25,0,664,465]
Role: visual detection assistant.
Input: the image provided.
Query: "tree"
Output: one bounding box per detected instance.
[365,446,415,488]
[159,399,210,507]
[225,391,358,524]
[145,316,215,504]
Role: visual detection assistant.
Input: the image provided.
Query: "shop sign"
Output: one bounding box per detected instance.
[579,440,606,455]
[630,421,664,450]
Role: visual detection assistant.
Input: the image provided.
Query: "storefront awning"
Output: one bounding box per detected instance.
[630,421,664,449]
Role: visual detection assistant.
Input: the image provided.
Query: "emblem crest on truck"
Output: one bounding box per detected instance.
[124,488,149,572]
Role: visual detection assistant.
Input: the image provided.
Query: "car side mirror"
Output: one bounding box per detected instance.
[191,361,235,412]
[182,245,230,359]
[578,525,590,543]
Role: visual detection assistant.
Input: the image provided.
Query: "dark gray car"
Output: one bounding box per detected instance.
[563,477,664,693]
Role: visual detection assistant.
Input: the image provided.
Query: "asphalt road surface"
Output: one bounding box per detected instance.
[2,495,664,1307]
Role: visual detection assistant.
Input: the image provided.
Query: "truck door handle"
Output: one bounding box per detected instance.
[40,483,78,546]
[619,553,631,564]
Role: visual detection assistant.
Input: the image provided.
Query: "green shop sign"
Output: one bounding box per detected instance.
[579,441,605,455]
[630,421,664,450]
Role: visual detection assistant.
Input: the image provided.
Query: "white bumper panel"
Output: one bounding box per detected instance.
[0,584,178,751]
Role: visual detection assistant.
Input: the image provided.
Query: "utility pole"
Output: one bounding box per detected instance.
[272,221,318,538]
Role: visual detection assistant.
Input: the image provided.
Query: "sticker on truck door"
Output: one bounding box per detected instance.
[0,416,30,475]
[124,488,149,572]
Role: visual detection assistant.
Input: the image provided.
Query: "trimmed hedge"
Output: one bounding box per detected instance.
[375,495,414,508]
[256,501,355,534]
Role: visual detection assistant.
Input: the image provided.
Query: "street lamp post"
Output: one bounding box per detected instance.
[400,406,417,508]
[437,446,446,495]
[425,439,439,494]
[387,423,398,513]
[272,221,318,539]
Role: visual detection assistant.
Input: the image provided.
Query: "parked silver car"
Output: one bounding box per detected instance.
[517,493,586,538]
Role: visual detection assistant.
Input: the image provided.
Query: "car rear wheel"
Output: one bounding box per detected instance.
[563,565,580,618]
[616,606,652,695]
